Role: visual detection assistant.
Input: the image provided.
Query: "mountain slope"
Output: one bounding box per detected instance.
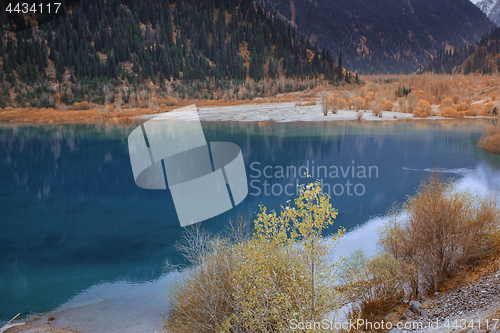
[0,0,346,109]
[421,26,500,74]
[261,0,495,74]
[488,1,500,25]
[472,0,500,25]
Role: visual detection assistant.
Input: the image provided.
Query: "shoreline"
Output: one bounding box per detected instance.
[1,102,497,126]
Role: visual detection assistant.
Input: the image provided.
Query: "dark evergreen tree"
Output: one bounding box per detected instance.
[0,0,346,105]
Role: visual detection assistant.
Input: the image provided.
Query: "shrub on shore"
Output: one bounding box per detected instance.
[72,101,92,110]
[165,181,344,333]
[338,173,500,322]
[379,173,499,294]
[320,92,329,116]
[380,99,394,111]
[337,250,411,323]
[352,97,363,110]
[412,107,429,118]
[440,106,459,118]
[372,106,382,117]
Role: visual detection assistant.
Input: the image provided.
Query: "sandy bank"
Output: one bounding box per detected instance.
[138,103,416,122]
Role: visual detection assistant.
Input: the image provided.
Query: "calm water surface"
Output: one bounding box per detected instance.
[1,119,500,323]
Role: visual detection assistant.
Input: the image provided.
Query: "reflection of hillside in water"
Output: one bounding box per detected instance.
[203,119,493,174]
[0,124,180,298]
[0,125,135,200]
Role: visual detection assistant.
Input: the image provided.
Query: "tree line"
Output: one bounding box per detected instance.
[0,0,347,108]
[421,27,500,75]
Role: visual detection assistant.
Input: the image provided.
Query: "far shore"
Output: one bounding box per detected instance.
[0,101,497,126]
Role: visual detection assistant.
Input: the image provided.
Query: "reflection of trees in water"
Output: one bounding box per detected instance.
[0,125,176,273]
[203,120,492,169]
[1,120,491,200]
[0,125,133,200]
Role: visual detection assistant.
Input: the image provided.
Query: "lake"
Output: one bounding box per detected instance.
[1,119,500,330]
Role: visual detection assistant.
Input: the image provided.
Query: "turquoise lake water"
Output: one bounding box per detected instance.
[1,119,500,324]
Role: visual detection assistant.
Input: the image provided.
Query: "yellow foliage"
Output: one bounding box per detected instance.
[363,96,371,109]
[440,106,458,118]
[347,99,354,109]
[483,101,495,115]
[464,109,478,117]
[416,100,431,112]
[353,97,363,110]
[72,101,91,110]
[456,103,469,112]
[165,97,178,106]
[479,127,500,154]
[382,100,393,111]
[337,98,346,108]
[417,89,425,99]
[228,181,343,330]
[406,92,418,112]
[166,181,345,333]
[440,97,454,108]
[412,107,428,118]
[327,94,335,106]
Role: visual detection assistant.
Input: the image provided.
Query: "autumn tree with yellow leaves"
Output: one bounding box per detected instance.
[166,181,344,333]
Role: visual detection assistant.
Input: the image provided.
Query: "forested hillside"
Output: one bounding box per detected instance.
[421,27,500,74]
[259,0,495,74]
[0,0,345,109]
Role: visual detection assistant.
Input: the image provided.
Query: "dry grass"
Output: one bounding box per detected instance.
[0,107,153,125]
[350,73,500,118]
[0,82,327,125]
[338,251,410,324]
[340,173,500,323]
[71,101,92,110]
[167,237,236,332]
[2,324,80,332]
[4,73,500,125]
